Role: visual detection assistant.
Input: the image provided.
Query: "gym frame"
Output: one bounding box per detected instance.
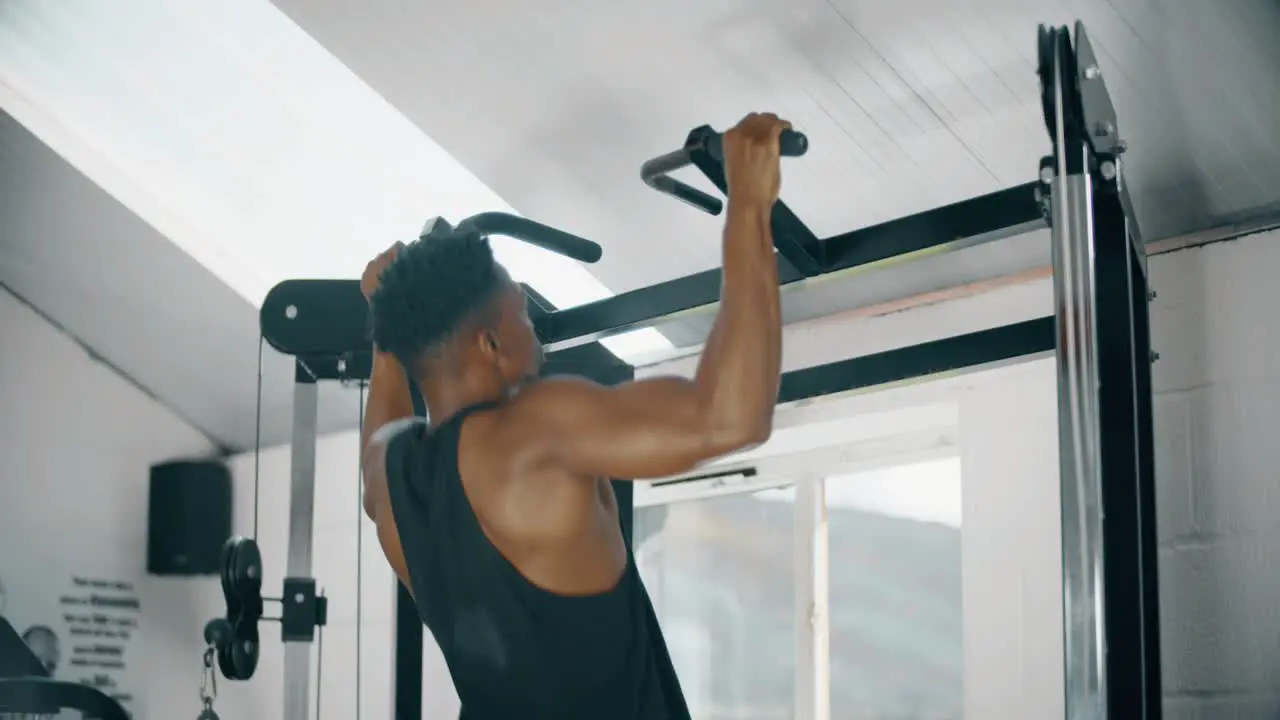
[250,21,1159,720]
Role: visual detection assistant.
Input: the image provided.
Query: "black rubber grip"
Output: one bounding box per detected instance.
[706,130,810,162]
[780,130,810,157]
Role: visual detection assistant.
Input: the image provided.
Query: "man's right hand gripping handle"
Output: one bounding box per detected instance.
[500,113,789,481]
[693,111,788,452]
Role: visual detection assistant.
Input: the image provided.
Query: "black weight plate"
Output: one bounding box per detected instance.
[221,539,245,625]
[227,537,255,598]
[230,635,258,680]
[236,539,263,595]
[216,642,238,679]
[219,537,240,597]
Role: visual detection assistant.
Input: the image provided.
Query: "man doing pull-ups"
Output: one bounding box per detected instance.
[360,113,790,719]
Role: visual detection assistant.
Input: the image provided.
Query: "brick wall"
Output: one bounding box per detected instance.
[1149,230,1280,718]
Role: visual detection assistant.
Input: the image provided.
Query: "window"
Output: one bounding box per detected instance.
[635,486,797,719]
[630,359,1069,718]
[633,453,964,719]
[825,458,964,719]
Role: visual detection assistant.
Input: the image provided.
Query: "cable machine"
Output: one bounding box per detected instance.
[196,20,1159,720]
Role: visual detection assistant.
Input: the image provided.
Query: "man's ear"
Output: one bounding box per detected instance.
[479,329,501,359]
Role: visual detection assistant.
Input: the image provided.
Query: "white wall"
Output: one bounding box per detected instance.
[0,286,442,720]
[0,288,216,718]
[1147,231,1280,718]
[957,359,1064,718]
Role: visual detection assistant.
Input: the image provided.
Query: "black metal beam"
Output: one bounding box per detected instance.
[818,182,1046,272]
[778,317,1054,404]
[534,182,1044,349]
[1130,243,1163,715]
[265,282,627,382]
[260,183,1045,362]
[1093,183,1145,719]
[1093,178,1162,719]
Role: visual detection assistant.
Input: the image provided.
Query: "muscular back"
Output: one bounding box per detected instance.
[457,407,629,596]
[367,395,630,599]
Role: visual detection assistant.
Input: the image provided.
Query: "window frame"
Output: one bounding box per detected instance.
[635,422,959,720]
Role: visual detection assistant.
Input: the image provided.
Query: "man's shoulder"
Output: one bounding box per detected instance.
[473,378,606,470]
[500,376,607,417]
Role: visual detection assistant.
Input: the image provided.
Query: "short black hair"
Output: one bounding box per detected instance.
[369,228,506,370]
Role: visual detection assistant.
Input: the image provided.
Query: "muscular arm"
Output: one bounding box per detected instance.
[358,353,422,588]
[503,199,782,480]
[360,352,417,521]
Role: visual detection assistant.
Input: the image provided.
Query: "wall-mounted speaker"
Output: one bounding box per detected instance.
[146,460,232,576]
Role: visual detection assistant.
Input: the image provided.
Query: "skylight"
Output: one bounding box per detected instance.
[0,0,672,361]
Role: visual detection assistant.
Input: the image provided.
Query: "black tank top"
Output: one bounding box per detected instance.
[384,402,690,720]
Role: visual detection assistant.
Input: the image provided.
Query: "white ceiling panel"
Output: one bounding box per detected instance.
[266,0,1280,287]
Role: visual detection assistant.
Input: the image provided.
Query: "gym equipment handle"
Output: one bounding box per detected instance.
[455,212,602,264]
[705,130,809,162]
[640,127,808,216]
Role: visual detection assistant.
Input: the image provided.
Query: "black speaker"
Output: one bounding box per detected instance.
[146,460,232,576]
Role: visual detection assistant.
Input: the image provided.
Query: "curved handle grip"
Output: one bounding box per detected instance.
[639,126,810,216]
[640,149,725,215]
[455,212,602,264]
